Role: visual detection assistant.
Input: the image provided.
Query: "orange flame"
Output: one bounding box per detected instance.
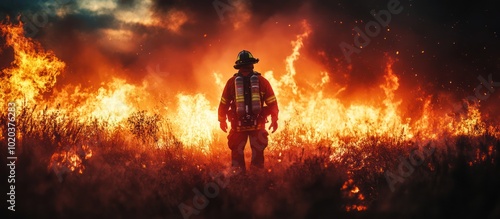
[48,144,93,181]
[0,20,65,108]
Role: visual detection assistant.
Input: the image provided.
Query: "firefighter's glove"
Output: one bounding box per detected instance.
[268,120,278,133]
[220,121,228,133]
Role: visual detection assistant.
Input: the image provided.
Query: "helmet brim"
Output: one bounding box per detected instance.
[233,58,259,69]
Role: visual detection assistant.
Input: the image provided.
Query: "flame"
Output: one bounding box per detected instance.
[83,78,143,125]
[171,93,218,152]
[0,20,65,108]
[451,104,485,136]
[411,96,486,139]
[50,78,146,129]
[341,179,368,212]
[267,27,412,151]
[48,144,93,180]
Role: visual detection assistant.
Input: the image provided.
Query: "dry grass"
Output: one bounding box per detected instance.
[1,107,499,219]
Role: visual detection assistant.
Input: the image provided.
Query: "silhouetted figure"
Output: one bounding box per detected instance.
[218,50,279,172]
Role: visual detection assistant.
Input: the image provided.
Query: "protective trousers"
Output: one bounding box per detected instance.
[227,128,269,171]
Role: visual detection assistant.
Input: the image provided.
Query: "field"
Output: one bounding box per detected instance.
[2,106,499,219]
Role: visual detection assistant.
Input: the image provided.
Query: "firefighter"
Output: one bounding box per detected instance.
[218,50,279,172]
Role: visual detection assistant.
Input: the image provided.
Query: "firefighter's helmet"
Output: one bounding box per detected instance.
[234,50,259,69]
